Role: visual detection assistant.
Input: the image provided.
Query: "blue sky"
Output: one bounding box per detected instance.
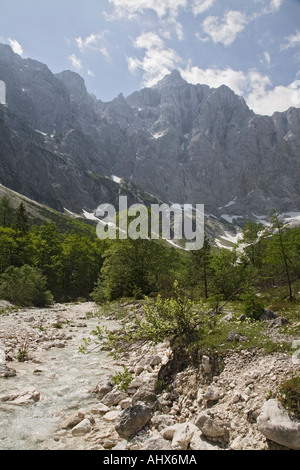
[0,0,300,115]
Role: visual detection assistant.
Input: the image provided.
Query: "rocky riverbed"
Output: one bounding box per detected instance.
[0,300,299,451]
[0,301,122,450]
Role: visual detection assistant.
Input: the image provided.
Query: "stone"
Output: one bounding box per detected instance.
[0,387,40,405]
[103,410,122,422]
[140,437,172,450]
[171,422,199,450]
[90,403,110,415]
[102,439,120,449]
[0,365,16,378]
[131,386,157,406]
[201,355,211,374]
[62,413,83,429]
[94,379,113,399]
[148,355,162,366]
[232,392,241,403]
[221,312,235,322]
[161,423,182,440]
[152,414,176,432]
[71,418,92,436]
[112,440,128,450]
[257,399,300,450]
[195,410,229,439]
[134,365,144,375]
[136,354,161,368]
[129,377,143,389]
[53,341,65,348]
[189,430,220,450]
[269,317,289,328]
[120,397,132,409]
[115,403,153,439]
[260,308,278,320]
[203,385,224,402]
[102,389,127,407]
[227,330,248,342]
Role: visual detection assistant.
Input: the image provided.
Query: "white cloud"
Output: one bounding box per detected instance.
[68,54,83,71]
[87,69,95,77]
[180,64,300,115]
[76,31,110,59]
[255,0,284,14]
[246,78,300,115]
[164,18,185,41]
[127,32,182,86]
[264,51,271,64]
[282,30,300,50]
[108,0,187,19]
[108,0,215,19]
[181,65,248,95]
[7,38,23,56]
[133,31,165,50]
[200,10,248,46]
[270,0,283,10]
[192,0,216,16]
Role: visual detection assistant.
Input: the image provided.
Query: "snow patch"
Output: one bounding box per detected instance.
[151,130,168,139]
[282,211,300,222]
[35,129,48,136]
[111,175,122,184]
[281,211,300,227]
[64,208,80,219]
[82,210,100,222]
[224,197,237,208]
[252,213,271,227]
[221,231,243,244]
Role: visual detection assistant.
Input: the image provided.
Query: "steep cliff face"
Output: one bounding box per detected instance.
[0,43,299,230]
[123,71,300,220]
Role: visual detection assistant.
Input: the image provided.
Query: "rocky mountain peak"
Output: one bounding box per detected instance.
[153,69,187,90]
[0,43,18,60]
[55,70,87,101]
[0,44,299,231]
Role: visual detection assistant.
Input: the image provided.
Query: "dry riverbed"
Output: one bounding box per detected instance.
[0,300,299,451]
[0,301,123,450]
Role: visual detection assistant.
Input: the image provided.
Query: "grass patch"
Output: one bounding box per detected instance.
[94,296,298,357]
[277,374,300,419]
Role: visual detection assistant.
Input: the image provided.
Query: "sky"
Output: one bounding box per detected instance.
[0,0,300,115]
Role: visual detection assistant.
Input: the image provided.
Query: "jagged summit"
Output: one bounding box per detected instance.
[0,43,299,227]
[153,69,186,89]
[55,70,88,98]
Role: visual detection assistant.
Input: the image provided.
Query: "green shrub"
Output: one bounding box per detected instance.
[0,265,54,307]
[135,282,206,352]
[111,366,133,391]
[241,287,265,321]
[277,375,300,419]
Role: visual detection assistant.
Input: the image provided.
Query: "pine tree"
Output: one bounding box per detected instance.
[190,234,212,298]
[0,195,14,227]
[14,202,29,234]
[266,211,295,301]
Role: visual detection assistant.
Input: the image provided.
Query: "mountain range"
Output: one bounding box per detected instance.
[0,42,299,245]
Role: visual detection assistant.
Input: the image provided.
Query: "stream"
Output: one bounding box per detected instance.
[0,302,120,450]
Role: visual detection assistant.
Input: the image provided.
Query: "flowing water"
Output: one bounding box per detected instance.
[0,302,120,450]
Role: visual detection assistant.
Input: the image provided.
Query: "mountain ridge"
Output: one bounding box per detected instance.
[0,42,299,241]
